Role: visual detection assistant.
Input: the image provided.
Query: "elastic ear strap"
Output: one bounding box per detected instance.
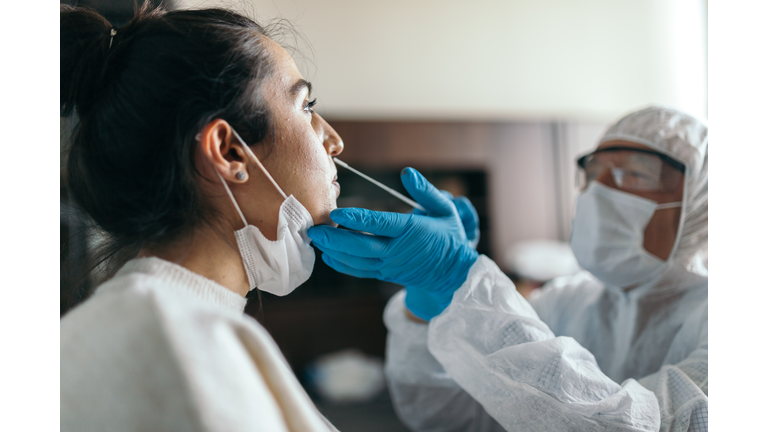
[215,169,248,228]
[657,201,683,210]
[230,129,288,200]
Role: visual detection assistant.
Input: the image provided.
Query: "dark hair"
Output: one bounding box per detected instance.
[61,2,276,302]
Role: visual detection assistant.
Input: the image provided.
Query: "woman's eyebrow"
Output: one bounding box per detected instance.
[290,79,312,96]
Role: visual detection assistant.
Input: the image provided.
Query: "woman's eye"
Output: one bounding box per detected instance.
[304,98,317,114]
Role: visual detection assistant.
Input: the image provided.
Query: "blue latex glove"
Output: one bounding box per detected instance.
[416,192,480,250]
[308,168,479,321]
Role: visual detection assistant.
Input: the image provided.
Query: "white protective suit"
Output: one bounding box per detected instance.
[384,106,708,432]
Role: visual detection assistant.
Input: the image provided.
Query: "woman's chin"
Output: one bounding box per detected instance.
[314,207,338,227]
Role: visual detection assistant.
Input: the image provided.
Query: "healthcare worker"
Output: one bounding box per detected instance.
[308,106,708,431]
[61,4,347,431]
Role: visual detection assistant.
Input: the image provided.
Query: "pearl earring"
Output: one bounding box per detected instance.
[236,172,246,181]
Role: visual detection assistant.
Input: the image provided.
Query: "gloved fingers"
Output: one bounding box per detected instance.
[452,196,480,242]
[329,207,412,238]
[317,248,384,272]
[412,190,452,216]
[452,196,478,227]
[400,168,455,217]
[308,225,391,257]
[321,253,383,280]
[403,289,444,321]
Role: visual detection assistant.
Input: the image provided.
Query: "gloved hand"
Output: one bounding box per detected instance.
[307,168,479,321]
[416,192,480,250]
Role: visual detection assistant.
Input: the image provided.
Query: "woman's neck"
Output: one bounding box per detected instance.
[136,225,249,298]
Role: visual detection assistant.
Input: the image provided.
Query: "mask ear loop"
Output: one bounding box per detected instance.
[215,169,248,229]
[657,201,683,210]
[230,129,288,200]
[198,131,249,228]
[211,127,289,229]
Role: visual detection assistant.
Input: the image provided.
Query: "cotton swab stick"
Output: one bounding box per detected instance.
[333,158,426,212]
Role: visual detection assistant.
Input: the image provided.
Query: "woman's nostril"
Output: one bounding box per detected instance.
[326,134,343,156]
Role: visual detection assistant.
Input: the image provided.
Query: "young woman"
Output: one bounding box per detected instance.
[61,3,345,430]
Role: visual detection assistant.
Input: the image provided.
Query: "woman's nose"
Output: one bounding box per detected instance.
[317,115,344,157]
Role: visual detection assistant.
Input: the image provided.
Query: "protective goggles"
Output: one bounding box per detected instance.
[576,146,685,193]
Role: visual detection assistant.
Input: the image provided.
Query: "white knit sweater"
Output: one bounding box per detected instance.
[60,257,337,432]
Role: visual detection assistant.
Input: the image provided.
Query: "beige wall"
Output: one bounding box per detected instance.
[176,0,707,122]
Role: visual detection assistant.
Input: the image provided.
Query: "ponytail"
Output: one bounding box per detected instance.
[60,1,276,307]
[61,5,115,116]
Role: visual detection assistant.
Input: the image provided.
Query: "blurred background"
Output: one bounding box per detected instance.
[60,0,707,430]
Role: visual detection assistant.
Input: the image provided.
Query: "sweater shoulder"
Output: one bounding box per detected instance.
[60,274,292,432]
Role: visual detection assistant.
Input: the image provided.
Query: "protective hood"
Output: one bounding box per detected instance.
[597,106,708,291]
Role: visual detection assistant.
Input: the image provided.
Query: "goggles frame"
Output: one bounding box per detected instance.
[575,146,686,192]
[576,146,686,174]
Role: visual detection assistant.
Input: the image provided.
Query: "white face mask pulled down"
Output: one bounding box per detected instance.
[569,181,682,288]
[215,130,315,296]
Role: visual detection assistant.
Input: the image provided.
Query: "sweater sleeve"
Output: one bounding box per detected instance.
[156,299,334,432]
[423,256,661,431]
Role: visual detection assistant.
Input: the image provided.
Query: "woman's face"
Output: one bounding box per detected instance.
[250,38,344,226]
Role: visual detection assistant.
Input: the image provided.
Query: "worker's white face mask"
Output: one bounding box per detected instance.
[569,182,682,288]
[215,131,315,296]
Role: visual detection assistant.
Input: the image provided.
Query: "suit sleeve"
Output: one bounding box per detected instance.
[399,255,662,431]
[637,304,707,432]
[384,290,507,432]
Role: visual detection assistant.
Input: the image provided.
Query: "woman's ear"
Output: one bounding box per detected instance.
[198,119,250,183]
